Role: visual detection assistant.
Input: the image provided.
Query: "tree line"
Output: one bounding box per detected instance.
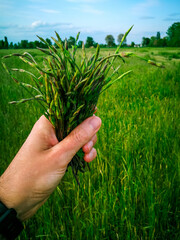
[142,22,180,47]
[0,22,179,49]
[0,33,130,49]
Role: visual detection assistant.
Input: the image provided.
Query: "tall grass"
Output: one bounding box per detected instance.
[0,48,179,240]
[1,34,134,180]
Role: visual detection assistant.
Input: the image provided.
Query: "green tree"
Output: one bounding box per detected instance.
[142,37,150,47]
[99,43,106,48]
[117,33,126,45]
[20,40,29,49]
[46,38,52,46]
[166,22,180,46]
[149,36,156,47]
[29,41,35,49]
[85,36,94,48]
[68,36,75,48]
[34,40,41,48]
[4,36,9,49]
[93,42,98,48]
[9,42,14,49]
[161,37,168,47]
[131,41,135,47]
[105,35,115,47]
[13,43,18,49]
[156,32,161,40]
[77,40,83,48]
[0,40,4,49]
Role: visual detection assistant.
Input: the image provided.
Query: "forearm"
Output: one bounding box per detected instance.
[0,115,101,239]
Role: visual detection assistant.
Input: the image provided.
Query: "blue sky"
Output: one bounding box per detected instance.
[0,0,179,44]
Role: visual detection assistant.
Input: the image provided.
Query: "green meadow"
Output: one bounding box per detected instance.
[0,47,179,240]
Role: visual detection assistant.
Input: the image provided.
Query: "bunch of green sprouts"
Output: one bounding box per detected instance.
[2,26,163,184]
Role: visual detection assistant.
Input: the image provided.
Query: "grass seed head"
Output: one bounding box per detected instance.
[2,26,162,184]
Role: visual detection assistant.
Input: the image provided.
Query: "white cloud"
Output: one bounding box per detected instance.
[31,20,46,28]
[30,21,74,30]
[0,21,78,43]
[40,9,60,14]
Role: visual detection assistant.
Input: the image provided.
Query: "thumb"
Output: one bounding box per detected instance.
[53,116,101,166]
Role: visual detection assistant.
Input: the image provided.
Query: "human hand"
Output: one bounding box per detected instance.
[0,115,101,221]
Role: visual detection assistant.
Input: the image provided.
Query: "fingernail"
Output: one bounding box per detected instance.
[89,116,101,130]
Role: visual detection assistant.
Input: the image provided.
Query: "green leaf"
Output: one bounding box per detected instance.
[101,70,132,93]
[116,25,134,53]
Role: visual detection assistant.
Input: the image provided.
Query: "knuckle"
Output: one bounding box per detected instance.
[72,124,92,144]
[72,128,85,144]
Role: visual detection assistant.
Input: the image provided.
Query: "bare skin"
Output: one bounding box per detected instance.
[0,115,101,221]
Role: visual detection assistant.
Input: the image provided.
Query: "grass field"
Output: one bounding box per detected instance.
[0,47,179,240]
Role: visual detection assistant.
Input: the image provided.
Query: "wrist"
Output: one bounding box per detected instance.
[0,172,24,222]
[0,201,24,240]
[0,177,24,222]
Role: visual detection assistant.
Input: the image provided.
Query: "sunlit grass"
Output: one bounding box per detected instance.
[0,48,179,240]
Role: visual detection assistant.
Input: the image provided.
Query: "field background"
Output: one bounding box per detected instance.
[0,47,179,240]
